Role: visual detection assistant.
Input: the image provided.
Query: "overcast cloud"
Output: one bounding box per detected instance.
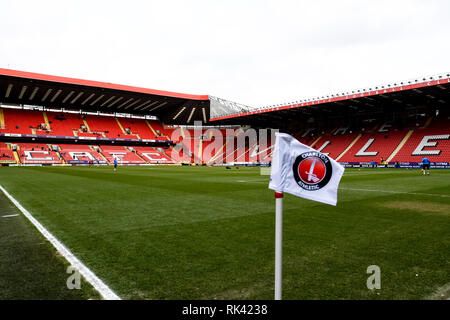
[1,0,449,107]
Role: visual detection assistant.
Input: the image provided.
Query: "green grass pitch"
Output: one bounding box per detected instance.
[0,165,449,299]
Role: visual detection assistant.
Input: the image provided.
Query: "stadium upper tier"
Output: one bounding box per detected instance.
[0,68,211,124]
[211,73,450,126]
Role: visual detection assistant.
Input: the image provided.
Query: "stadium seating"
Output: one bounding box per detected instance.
[47,112,85,136]
[133,146,174,163]
[1,106,448,165]
[117,118,155,139]
[392,118,450,163]
[83,115,140,139]
[58,144,105,163]
[339,130,409,163]
[312,132,360,160]
[1,108,50,135]
[98,145,146,164]
[16,143,63,164]
[0,143,16,163]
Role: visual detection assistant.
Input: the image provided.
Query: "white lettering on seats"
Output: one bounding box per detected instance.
[412,135,450,156]
[316,141,330,155]
[24,151,53,161]
[142,152,165,161]
[378,122,392,133]
[69,151,95,161]
[355,138,379,157]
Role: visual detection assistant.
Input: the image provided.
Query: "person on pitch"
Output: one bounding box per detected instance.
[421,157,430,175]
[113,157,118,172]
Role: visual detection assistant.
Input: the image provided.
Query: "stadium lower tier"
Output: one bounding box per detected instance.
[0,107,449,165]
[0,143,175,165]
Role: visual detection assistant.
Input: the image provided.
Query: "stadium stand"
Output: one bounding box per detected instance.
[85,114,139,139]
[17,143,63,164]
[58,144,105,164]
[133,146,174,164]
[0,69,448,167]
[1,108,50,135]
[392,117,450,163]
[46,111,85,136]
[0,104,448,166]
[0,142,16,163]
[98,145,146,164]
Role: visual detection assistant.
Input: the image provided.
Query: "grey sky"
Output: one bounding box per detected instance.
[1,0,449,108]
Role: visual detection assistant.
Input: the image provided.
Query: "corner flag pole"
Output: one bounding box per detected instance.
[275,191,284,300]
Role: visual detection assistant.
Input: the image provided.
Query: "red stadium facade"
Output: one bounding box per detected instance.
[0,68,449,168]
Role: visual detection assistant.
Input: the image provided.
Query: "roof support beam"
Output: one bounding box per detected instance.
[141,101,159,111]
[90,94,104,106]
[70,92,84,104]
[123,99,141,110]
[50,89,62,102]
[5,84,13,98]
[18,86,28,99]
[117,98,133,109]
[149,101,167,112]
[107,97,123,108]
[29,87,39,100]
[187,107,196,123]
[135,100,153,110]
[173,107,186,120]
[41,88,52,102]
[62,91,75,103]
[82,93,95,105]
[101,96,116,107]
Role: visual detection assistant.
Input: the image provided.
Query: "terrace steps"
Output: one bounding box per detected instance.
[0,109,5,129]
[82,119,91,132]
[423,117,433,128]
[42,112,51,131]
[310,136,322,147]
[385,130,414,163]
[127,147,148,163]
[145,120,157,136]
[335,133,362,161]
[91,146,109,163]
[13,150,20,164]
[115,118,126,134]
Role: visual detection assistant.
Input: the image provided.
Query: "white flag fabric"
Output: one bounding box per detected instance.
[269,132,345,206]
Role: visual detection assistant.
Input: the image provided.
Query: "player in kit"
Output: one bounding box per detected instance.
[421,157,430,175]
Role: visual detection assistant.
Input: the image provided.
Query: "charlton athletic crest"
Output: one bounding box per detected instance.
[293,151,333,191]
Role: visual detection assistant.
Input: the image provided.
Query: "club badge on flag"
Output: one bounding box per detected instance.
[269,132,345,206]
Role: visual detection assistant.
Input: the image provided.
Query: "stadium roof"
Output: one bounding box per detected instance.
[211,73,450,126]
[0,68,210,124]
[2,68,449,127]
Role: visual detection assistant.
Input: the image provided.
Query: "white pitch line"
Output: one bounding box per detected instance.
[340,187,450,198]
[2,214,19,218]
[0,185,121,300]
[235,180,450,198]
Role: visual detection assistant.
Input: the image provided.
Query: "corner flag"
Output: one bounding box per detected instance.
[268,133,345,300]
[269,132,345,206]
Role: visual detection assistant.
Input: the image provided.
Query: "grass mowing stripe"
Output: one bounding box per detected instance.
[0,185,121,300]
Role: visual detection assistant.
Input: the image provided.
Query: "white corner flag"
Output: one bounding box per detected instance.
[269,132,345,205]
[268,132,345,300]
